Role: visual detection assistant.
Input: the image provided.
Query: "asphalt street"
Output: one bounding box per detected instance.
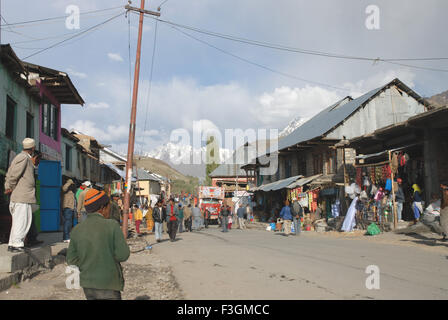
[152,226,448,300]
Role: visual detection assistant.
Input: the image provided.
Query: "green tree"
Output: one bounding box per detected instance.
[205,134,220,186]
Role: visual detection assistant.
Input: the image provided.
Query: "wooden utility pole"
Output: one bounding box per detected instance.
[122,1,160,238]
[389,150,398,230]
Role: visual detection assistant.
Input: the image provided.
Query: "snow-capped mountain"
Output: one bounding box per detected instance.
[279,116,308,138]
[146,142,232,178]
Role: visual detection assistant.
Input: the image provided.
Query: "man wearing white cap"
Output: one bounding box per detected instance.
[4,138,40,252]
[76,181,92,223]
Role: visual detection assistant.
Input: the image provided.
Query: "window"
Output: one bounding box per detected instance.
[65,145,72,171]
[26,112,34,139]
[6,96,16,139]
[42,102,58,140]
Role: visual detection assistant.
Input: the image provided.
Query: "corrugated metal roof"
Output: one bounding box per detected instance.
[287,174,323,189]
[210,163,247,177]
[257,175,303,192]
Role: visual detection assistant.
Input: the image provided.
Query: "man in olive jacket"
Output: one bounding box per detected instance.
[67,189,130,300]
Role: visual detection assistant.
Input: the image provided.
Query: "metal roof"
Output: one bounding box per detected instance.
[210,163,247,177]
[257,175,303,192]
[274,78,428,153]
[287,174,323,189]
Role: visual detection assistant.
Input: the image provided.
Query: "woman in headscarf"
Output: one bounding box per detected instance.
[412,184,423,224]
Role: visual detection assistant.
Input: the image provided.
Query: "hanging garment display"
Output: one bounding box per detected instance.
[370,167,376,185]
[342,197,358,232]
[331,199,341,218]
[391,152,399,174]
[375,167,382,184]
[298,193,309,208]
[356,167,362,187]
[385,178,392,192]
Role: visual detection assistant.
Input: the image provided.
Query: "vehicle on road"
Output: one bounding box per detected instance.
[198,186,225,225]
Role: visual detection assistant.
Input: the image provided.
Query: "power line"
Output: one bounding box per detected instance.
[22,12,124,60]
[166,23,349,92]
[158,0,170,10]
[141,19,159,154]
[0,5,123,28]
[141,15,448,73]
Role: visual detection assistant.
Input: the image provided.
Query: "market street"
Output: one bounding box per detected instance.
[153,226,448,300]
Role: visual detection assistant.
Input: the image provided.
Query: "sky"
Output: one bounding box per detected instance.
[1,0,447,155]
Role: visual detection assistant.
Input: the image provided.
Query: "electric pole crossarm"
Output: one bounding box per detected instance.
[125,4,161,17]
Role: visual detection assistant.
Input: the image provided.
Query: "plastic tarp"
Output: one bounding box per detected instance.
[341,197,358,232]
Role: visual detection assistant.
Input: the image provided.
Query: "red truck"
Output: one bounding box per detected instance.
[198,186,225,225]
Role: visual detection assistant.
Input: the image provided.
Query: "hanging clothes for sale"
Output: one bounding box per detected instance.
[385,178,392,192]
[391,152,399,174]
[356,167,362,187]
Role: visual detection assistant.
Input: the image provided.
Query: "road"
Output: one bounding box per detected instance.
[152,226,448,300]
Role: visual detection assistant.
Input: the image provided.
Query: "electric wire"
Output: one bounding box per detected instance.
[140,19,159,155]
[137,14,448,73]
[22,12,124,60]
[166,23,349,92]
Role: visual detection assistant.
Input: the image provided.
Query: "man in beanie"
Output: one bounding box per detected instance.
[4,138,39,252]
[67,189,130,300]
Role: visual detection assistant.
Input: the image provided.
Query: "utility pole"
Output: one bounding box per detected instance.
[122,0,160,238]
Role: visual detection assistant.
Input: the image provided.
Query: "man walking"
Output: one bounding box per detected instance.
[237,205,246,230]
[76,181,92,223]
[291,200,303,236]
[184,204,192,232]
[395,178,405,222]
[109,193,122,225]
[192,203,202,231]
[4,138,39,252]
[166,199,178,241]
[177,203,184,233]
[67,189,130,300]
[61,178,76,243]
[152,200,165,242]
[280,200,293,236]
[220,205,230,232]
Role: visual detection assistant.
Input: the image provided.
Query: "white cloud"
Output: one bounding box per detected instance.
[107,53,124,62]
[71,120,128,144]
[66,68,87,79]
[87,102,110,109]
[253,86,341,127]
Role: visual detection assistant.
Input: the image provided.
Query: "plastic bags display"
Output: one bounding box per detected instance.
[367,223,381,236]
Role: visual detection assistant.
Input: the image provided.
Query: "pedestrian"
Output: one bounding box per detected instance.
[152,200,165,242]
[412,184,423,224]
[162,202,168,233]
[204,208,210,229]
[134,204,143,235]
[228,214,233,230]
[166,198,178,241]
[291,200,303,236]
[4,138,39,252]
[76,181,92,223]
[246,204,253,223]
[192,203,202,231]
[237,205,246,230]
[146,203,154,233]
[109,193,122,225]
[220,205,230,232]
[177,203,184,233]
[61,178,76,243]
[66,189,130,300]
[279,200,293,236]
[184,204,192,232]
[395,178,405,222]
[438,184,448,242]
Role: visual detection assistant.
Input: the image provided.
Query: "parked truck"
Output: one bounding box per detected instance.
[198,186,225,225]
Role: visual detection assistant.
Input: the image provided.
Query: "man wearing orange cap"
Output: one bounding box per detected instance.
[67,188,130,300]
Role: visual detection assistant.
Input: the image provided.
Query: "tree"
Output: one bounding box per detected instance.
[205,134,220,186]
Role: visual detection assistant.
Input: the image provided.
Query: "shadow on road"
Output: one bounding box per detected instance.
[399,232,448,248]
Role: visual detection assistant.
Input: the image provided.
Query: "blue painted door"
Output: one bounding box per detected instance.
[38,160,62,231]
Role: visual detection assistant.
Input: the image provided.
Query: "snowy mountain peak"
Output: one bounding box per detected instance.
[279,117,308,138]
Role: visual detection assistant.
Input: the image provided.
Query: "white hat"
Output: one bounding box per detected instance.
[83,181,92,187]
[22,138,35,149]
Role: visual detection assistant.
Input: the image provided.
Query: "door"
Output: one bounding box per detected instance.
[38,160,62,231]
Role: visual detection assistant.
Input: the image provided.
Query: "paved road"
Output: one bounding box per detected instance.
[151,226,448,300]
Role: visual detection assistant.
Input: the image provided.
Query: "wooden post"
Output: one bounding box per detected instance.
[389,151,397,229]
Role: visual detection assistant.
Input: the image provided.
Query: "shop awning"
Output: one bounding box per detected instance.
[287,174,323,189]
[257,175,303,192]
[355,143,421,160]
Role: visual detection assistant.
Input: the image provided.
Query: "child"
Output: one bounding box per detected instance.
[134,205,143,235]
[228,215,233,230]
